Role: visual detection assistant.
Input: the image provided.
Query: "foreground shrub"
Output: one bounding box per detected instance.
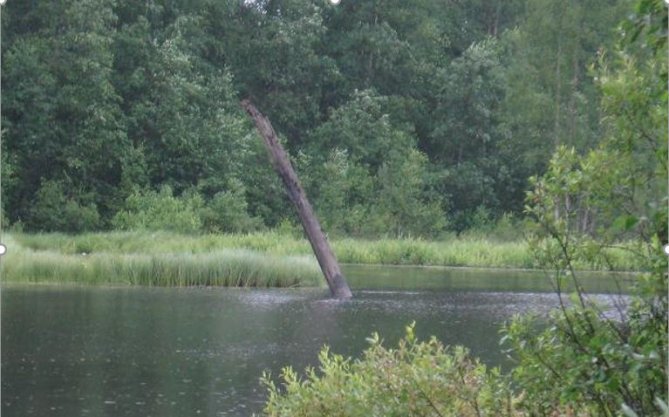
[262,297,666,417]
[260,323,520,417]
[511,8,669,412]
[502,261,668,417]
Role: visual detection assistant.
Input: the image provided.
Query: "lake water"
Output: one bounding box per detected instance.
[1,265,632,417]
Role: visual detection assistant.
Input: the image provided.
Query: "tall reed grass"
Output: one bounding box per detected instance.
[2,234,322,287]
[7,231,645,272]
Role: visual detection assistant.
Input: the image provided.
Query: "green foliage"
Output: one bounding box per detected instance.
[5,0,130,226]
[524,0,667,275]
[215,0,338,145]
[0,149,16,227]
[498,0,629,213]
[111,183,265,234]
[112,185,203,233]
[372,149,447,237]
[622,0,668,54]
[510,2,668,414]
[460,212,526,242]
[428,38,531,229]
[304,90,445,238]
[306,90,414,172]
[200,181,264,233]
[27,180,101,233]
[0,0,637,236]
[502,260,667,415]
[261,323,519,417]
[306,148,374,236]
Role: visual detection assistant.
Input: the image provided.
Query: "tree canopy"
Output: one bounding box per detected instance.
[1,0,652,237]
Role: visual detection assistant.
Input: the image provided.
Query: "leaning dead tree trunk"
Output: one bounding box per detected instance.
[241,99,353,299]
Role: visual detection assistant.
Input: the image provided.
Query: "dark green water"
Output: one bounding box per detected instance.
[344,264,635,293]
[1,266,631,417]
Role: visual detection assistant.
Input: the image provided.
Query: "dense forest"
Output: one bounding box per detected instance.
[0,0,657,237]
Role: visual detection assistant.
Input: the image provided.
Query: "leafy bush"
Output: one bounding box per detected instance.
[27,180,100,233]
[260,323,520,417]
[503,5,669,412]
[112,185,203,233]
[459,208,524,241]
[502,270,667,416]
[515,124,667,417]
[371,149,447,238]
[275,219,304,239]
[200,181,263,233]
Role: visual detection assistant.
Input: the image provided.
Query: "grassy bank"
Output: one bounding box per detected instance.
[1,234,323,287]
[6,230,644,273]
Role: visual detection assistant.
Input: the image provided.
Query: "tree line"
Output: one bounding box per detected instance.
[1,0,637,236]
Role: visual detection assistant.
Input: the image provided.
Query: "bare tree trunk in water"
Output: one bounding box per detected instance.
[241,99,353,299]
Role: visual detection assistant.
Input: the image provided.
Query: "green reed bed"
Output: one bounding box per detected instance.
[12,231,312,256]
[332,237,643,271]
[331,238,537,268]
[2,238,323,287]
[10,232,536,268]
[7,231,644,273]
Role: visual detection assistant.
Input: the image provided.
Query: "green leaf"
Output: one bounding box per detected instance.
[612,215,639,231]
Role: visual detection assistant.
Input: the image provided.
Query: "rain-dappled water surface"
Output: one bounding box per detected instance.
[2,266,631,417]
